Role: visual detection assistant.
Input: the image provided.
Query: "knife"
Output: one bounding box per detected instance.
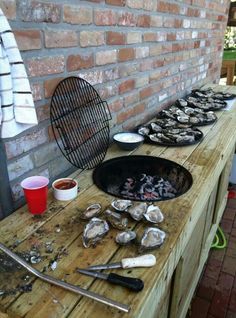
[87,254,156,271]
[77,268,144,292]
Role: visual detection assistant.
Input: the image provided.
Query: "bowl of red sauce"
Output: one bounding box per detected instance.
[52,178,78,201]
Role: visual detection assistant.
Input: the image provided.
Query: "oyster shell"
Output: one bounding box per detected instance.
[80,203,102,220]
[139,227,166,252]
[143,205,164,223]
[105,209,128,230]
[138,126,150,136]
[115,230,136,245]
[111,199,132,212]
[128,202,148,221]
[82,217,109,248]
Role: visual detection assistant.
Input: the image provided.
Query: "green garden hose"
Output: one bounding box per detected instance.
[211,226,227,249]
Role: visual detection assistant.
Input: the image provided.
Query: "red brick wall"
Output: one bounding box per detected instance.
[0,0,230,206]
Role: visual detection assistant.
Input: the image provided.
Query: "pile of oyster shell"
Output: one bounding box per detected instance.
[191,88,236,100]
[158,103,217,126]
[80,200,166,253]
[138,120,203,145]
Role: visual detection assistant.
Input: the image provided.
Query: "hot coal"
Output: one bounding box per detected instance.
[120,173,177,201]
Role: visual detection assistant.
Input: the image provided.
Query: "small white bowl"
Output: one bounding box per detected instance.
[52,178,78,201]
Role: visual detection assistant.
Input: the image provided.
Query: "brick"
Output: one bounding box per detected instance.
[135,76,149,88]
[144,32,157,42]
[223,207,236,221]
[137,15,151,27]
[118,48,135,62]
[167,32,176,41]
[140,59,153,71]
[197,275,217,301]
[95,9,117,25]
[67,54,94,72]
[96,50,117,66]
[204,258,222,281]
[118,12,137,26]
[105,0,125,6]
[209,272,234,318]
[5,129,48,159]
[98,84,118,99]
[210,248,226,262]
[63,5,92,24]
[135,47,149,59]
[31,82,42,101]
[13,29,41,51]
[140,87,153,100]
[127,32,142,44]
[106,31,125,45]
[0,0,16,19]
[33,142,61,167]
[44,77,63,98]
[157,1,169,12]
[163,17,175,28]
[226,248,236,258]
[109,98,123,112]
[220,219,233,234]
[150,15,163,27]
[8,155,34,181]
[126,0,143,9]
[222,256,236,276]
[150,44,162,56]
[36,103,50,122]
[190,296,210,318]
[103,67,119,82]
[50,156,72,178]
[229,288,236,312]
[78,70,103,85]
[80,31,105,47]
[169,3,180,14]
[19,1,61,23]
[227,199,236,209]
[143,0,157,11]
[27,56,64,77]
[119,63,139,77]
[118,79,135,94]
[124,92,139,106]
[11,181,24,202]
[117,108,134,124]
[45,30,78,48]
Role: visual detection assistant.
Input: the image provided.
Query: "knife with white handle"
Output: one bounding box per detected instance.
[87,254,156,271]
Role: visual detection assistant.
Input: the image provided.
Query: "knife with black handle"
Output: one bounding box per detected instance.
[77,268,144,292]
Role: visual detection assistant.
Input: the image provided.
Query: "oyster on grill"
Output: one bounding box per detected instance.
[128,202,148,221]
[115,230,136,245]
[150,122,162,132]
[143,205,164,223]
[111,199,132,212]
[176,99,188,107]
[80,203,102,220]
[139,227,166,252]
[82,217,109,248]
[105,209,128,230]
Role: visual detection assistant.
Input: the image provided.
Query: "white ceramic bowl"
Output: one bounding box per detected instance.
[52,178,78,201]
[113,132,144,150]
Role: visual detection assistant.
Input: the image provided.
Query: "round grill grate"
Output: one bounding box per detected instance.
[50,77,111,170]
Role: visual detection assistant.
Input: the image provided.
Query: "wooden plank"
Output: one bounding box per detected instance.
[1,85,236,318]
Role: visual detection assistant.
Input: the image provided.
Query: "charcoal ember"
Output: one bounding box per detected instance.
[120,174,177,201]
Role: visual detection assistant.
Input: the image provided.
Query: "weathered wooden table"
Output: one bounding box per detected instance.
[1,84,236,318]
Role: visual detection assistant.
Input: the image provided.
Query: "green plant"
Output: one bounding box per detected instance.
[224,26,236,50]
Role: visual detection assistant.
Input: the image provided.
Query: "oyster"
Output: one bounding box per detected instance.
[105,209,128,230]
[138,126,150,136]
[177,99,188,107]
[139,227,166,252]
[111,199,132,212]
[80,203,102,220]
[143,205,164,223]
[150,122,162,132]
[115,230,136,245]
[82,217,109,248]
[128,202,148,221]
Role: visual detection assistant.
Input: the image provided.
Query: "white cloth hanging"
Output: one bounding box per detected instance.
[0,8,38,138]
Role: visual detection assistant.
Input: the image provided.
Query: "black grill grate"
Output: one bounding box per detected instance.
[50,77,111,170]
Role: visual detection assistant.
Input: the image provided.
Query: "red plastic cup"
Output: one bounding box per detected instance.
[21,176,49,215]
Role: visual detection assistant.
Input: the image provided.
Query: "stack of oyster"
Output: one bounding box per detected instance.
[137,88,236,146]
[80,200,166,253]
